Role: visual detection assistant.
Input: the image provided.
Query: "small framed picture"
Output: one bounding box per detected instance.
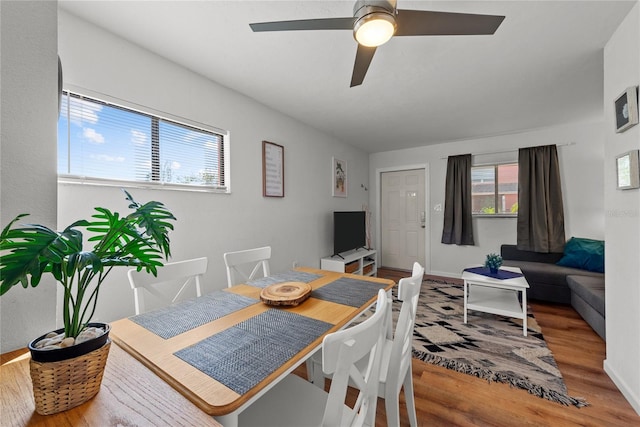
[614,86,639,133]
[616,150,640,190]
[332,157,347,197]
[262,141,284,197]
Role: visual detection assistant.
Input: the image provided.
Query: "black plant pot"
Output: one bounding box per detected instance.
[28,322,111,363]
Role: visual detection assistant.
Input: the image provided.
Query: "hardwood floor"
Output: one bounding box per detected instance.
[297,267,640,426]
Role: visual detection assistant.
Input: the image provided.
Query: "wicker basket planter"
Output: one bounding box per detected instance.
[28,324,111,415]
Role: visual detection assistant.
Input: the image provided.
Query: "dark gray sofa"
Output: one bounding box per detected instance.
[500,244,605,340]
[500,244,604,304]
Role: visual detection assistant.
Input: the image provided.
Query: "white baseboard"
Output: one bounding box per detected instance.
[604,359,640,416]
[427,270,462,280]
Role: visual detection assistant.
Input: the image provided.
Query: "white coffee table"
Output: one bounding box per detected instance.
[461,266,530,336]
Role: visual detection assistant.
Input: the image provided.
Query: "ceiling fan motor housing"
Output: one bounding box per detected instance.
[353,0,396,16]
[353,0,397,45]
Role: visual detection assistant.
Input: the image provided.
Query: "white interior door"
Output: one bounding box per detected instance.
[380,169,426,270]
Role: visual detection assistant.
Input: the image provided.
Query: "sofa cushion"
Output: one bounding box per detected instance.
[557,237,604,273]
[567,275,605,316]
[501,245,563,264]
[502,260,603,286]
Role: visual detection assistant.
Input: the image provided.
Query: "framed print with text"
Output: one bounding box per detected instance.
[263,141,284,197]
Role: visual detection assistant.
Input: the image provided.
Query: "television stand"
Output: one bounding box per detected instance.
[321,248,377,277]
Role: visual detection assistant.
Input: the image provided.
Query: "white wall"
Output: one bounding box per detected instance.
[369,121,605,277]
[0,1,59,352]
[56,10,370,327]
[603,3,640,415]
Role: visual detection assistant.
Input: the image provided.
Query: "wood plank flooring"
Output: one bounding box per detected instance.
[296,267,640,426]
[3,267,637,426]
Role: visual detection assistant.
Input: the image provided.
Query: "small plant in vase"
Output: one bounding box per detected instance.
[484,253,503,274]
[0,189,175,414]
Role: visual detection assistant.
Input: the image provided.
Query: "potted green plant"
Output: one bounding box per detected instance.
[484,253,503,274]
[0,189,176,414]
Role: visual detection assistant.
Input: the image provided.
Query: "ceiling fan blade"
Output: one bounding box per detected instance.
[394,10,505,36]
[350,45,377,88]
[250,17,354,32]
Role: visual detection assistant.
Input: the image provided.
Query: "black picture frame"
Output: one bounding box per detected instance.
[615,86,639,133]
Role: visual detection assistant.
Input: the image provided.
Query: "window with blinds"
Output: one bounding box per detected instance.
[471,163,519,216]
[58,92,226,190]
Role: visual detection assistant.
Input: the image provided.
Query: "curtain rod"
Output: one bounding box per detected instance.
[440,142,576,160]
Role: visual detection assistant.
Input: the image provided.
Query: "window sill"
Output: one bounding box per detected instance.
[473,214,517,218]
[58,175,229,194]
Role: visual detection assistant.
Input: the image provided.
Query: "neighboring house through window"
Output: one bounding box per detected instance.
[471,163,519,216]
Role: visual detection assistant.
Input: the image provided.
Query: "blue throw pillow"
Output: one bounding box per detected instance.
[556,237,604,273]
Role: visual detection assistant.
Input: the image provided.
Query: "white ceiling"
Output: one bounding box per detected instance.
[59,0,636,153]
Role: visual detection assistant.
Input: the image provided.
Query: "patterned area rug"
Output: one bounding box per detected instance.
[409,279,587,407]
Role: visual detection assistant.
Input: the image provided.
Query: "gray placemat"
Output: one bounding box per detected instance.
[312,277,388,307]
[129,291,257,339]
[174,309,332,395]
[246,270,322,288]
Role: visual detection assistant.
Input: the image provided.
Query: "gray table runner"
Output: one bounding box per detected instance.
[129,291,257,339]
[312,277,388,307]
[174,309,332,395]
[246,270,321,288]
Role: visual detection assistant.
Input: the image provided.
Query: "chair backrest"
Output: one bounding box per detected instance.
[385,262,424,394]
[223,246,271,287]
[321,289,390,427]
[127,257,208,315]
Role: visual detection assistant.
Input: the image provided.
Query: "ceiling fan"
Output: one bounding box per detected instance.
[250,0,504,87]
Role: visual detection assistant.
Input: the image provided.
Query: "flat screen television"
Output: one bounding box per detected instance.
[333,211,366,256]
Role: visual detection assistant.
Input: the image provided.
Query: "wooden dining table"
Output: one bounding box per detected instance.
[110,267,395,426]
[0,342,223,427]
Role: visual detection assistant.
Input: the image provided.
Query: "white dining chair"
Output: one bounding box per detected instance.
[309,262,424,427]
[238,288,390,427]
[223,246,271,287]
[376,261,424,427]
[127,257,208,314]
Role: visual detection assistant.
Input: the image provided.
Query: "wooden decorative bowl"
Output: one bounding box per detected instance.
[260,282,312,307]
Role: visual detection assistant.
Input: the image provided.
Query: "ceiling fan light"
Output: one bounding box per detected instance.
[354,12,396,47]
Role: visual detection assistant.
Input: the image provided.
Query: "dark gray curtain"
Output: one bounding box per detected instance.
[441,154,474,245]
[517,144,565,252]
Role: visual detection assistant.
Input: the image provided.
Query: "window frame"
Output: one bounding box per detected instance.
[471,162,519,218]
[57,87,231,194]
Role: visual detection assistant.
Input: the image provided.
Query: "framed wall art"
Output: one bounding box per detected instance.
[332,157,347,198]
[614,86,639,133]
[616,150,639,190]
[262,141,284,197]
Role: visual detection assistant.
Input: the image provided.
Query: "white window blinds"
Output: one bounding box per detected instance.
[58,92,226,190]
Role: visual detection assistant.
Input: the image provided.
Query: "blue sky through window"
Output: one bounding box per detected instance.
[58,94,151,180]
[58,93,223,187]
